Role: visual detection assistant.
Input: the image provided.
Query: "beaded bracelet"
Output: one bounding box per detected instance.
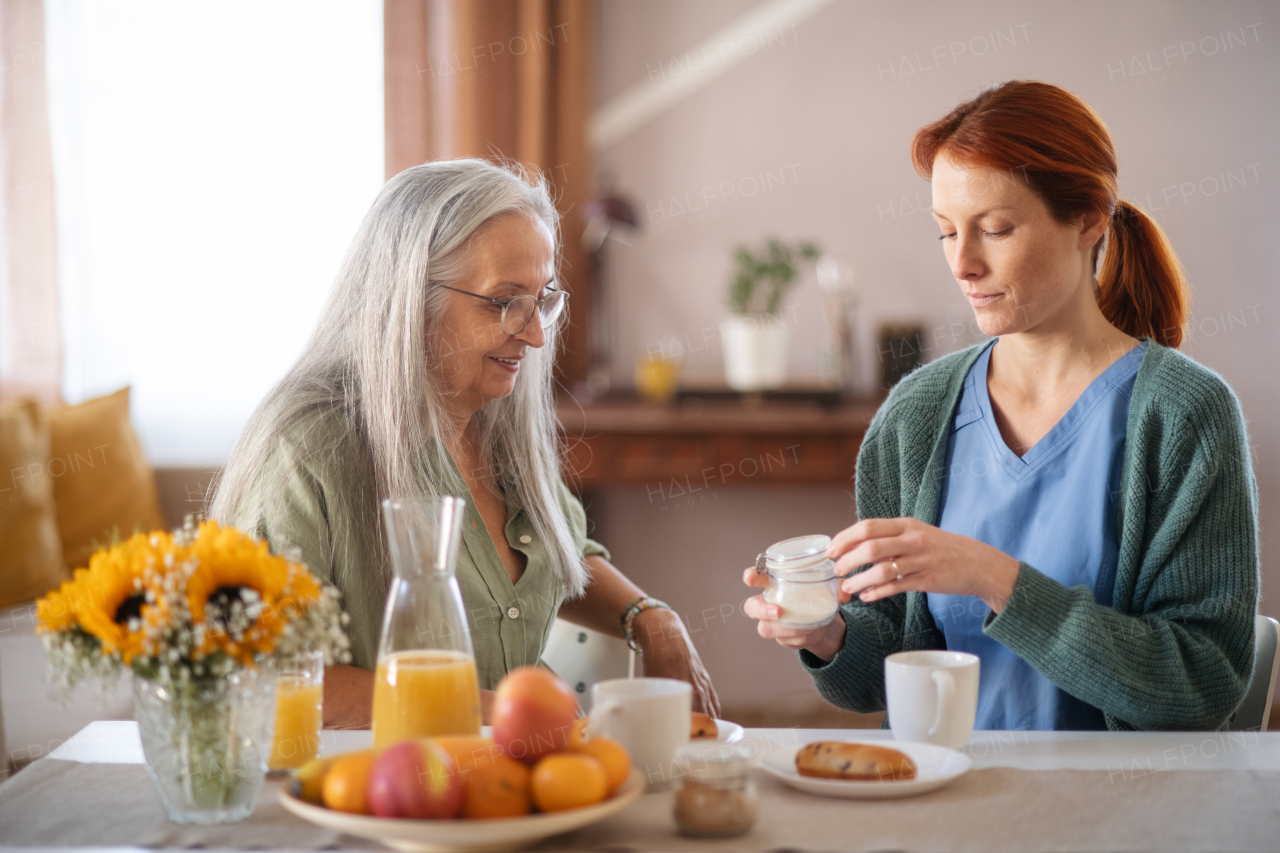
[620,596,671,652]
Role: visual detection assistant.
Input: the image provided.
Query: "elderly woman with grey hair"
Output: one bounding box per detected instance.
[211,159,718,727]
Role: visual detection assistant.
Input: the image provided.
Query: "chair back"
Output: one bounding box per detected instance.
[539,619,633,713]
[1227,615,1280,731]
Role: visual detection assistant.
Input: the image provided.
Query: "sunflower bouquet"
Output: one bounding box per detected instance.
[35,518,351,690]
[34,519,352,823]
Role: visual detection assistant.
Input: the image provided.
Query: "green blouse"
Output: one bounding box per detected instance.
[223,408,608,690]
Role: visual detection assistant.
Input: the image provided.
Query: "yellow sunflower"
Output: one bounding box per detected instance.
[70,532,173,663]
[185,521,322,666]
[35,578,80,634]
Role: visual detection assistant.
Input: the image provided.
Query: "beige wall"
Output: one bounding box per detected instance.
[592,0,1280,707]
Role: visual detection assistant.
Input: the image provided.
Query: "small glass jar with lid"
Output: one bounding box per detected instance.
[672,742,758,838]
[756,534,840,630]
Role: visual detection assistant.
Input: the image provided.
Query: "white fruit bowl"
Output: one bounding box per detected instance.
[279,766,645,853]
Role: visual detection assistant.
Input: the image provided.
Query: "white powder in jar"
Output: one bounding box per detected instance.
[764,578,839,628]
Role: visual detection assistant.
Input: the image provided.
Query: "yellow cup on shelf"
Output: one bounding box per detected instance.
[635,355,681,403]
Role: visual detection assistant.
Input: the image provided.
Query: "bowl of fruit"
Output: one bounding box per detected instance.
[279,667,643,852]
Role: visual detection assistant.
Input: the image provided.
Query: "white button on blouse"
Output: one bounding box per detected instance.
[507,606,520,619]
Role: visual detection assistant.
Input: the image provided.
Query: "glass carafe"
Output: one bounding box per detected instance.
[372,495,481,747]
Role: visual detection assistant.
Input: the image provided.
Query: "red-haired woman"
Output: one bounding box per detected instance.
[745,81,1259,731]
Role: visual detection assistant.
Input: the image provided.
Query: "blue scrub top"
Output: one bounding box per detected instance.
[928,339,1147,731]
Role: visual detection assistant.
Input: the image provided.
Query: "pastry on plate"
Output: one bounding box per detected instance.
[690,712,719,739]
[795,741,917,781]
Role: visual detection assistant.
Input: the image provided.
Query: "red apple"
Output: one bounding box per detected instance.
[366,740,463,819]
[492,666,580,764]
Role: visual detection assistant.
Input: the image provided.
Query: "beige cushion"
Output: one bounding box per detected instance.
[0,401,67,607]
[45,387,166,569]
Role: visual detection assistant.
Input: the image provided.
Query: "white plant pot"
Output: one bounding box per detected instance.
[721,313,790,391]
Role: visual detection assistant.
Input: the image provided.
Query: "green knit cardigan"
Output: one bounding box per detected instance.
[800,338,1260,731]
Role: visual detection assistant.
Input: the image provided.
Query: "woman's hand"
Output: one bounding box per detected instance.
[556,555,721,718]
[631,607,720,718]
[830,517,1021,612]
[742,568,849,662]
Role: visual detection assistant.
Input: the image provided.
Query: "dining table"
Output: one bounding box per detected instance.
[1,720,1278,852]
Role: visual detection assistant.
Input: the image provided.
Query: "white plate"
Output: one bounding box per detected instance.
[280,766,645,853]
[762,739,971,799]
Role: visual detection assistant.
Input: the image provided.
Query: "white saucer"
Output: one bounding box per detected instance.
[762,739,971,799]
[708,719,745,744]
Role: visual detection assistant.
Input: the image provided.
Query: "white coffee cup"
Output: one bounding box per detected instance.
[885,650,979,749]
[588,677,691,791]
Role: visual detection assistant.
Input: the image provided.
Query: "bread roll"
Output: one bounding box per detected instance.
[795,741,917,781]
[690,712,719,739]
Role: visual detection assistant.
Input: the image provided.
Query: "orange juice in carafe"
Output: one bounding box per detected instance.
[377,495,479,750]
[372,649,481,747]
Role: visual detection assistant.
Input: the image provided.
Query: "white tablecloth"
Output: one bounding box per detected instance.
[4,722,1279,852]
[51,720,1280,773]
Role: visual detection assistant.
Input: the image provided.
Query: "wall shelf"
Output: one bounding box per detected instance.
[556,394,880,489]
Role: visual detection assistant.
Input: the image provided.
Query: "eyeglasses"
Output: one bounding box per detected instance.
[439,285,569,335]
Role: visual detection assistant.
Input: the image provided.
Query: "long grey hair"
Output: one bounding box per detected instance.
[210,159,589,598]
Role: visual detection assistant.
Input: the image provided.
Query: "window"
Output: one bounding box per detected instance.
[45,0,383,464]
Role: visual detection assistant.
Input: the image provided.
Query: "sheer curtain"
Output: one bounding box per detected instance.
[0,0,61,403]
[44,0,384,465]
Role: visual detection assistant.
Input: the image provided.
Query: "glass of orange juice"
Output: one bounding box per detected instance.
[374,496,481,748]
[268,650,324,772]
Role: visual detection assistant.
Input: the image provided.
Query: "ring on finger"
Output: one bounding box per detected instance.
[891,559,902,581]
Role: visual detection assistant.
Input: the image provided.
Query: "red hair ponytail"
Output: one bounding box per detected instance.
[911,81,1189,348]
[1099,201,1189,348]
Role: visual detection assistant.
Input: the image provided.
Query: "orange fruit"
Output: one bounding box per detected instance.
[291,749,375,805]
[566,717,590,751]
[462,752,532,818]
[432,736,532,819]
[322,751,377,814]
[433,736,500,774]
[531,753,608,812]
[579,738,630,794]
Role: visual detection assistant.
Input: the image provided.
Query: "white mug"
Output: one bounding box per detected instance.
[588,677,691,791]
[885,650,979,749]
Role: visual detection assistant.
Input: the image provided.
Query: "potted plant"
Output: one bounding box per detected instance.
[722,238,820,391]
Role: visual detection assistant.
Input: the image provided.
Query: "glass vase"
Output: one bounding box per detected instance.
[133,667,277,824]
